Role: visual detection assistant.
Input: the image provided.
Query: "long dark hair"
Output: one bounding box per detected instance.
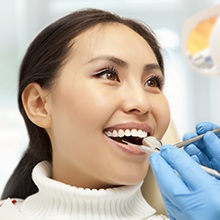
[1,8,164,200]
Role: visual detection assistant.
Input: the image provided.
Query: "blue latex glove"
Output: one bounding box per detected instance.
[184,122,220,172]
[150,145,220,220]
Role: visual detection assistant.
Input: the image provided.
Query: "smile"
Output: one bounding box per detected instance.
[104,129,148,145]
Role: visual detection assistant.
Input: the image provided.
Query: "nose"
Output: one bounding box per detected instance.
[120,83,151,115]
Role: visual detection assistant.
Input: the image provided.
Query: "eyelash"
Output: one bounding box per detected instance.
[145,75,164,90]
[94,66,164,90]
[94,66,119,82]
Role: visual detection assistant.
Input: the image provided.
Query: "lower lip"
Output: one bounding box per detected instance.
[107,137,146,156]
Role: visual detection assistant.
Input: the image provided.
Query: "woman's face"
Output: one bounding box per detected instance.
[47,23,170,189]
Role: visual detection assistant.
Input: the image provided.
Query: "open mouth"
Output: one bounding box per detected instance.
[104,129,148,146]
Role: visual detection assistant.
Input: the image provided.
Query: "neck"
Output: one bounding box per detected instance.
[21,161,156,219]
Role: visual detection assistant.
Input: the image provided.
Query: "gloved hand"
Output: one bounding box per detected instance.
[150,145,220,220]
[183,122,220,172]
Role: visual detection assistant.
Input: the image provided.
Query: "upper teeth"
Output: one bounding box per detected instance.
[105,129,148,138]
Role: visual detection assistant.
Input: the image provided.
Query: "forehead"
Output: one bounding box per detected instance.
[71,22,156,59]
[76,23,148,46]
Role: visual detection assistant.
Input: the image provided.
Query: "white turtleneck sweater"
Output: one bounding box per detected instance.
[0,161,168,220]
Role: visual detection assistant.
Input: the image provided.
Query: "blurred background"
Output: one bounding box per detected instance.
[0,0,220,195]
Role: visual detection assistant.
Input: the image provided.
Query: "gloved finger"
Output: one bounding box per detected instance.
[203,131,220,162]
[210,159,220,172]
[184,144,210,166]
[196,122,220,136]
[160,194,179,220]
[149,152,190,197]
[158,191,173,219]
[183,131,209,152]
[182,132,197,141]
[160,145,215,191]
[184,144,200,155]
[160,191,186,220]
[182,132,205,151]
[191,155,200,163]
[149,164,183,220]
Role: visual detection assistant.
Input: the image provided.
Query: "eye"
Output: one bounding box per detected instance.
[94,66,120,82]
[144,75,164,90]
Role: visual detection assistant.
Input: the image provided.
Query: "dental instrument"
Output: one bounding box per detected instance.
[122,127,220,178]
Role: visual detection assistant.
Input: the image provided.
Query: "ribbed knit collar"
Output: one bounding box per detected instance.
[21,161,156,220]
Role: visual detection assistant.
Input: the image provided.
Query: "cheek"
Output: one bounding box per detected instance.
[49,87,116,159]
[73,90,114,125]
[153,96,170,138]
[51,85,114,132]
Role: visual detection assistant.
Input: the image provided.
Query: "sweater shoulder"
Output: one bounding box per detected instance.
[0,198,25,219]
[0,198,23,206]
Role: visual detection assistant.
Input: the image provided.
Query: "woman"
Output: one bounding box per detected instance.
[0,8,170,219]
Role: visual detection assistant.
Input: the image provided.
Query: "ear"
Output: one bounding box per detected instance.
[22,82,52,128]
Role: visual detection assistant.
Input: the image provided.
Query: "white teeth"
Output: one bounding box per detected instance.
[131,129,138,136]
[105,129,148,138]
[112,130,118,137]
[138,129,145,137]
[125,129,130,136]
[118,129,124,137]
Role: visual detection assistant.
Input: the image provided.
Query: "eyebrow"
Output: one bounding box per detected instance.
[88,55,127,67]
[87,55,162,73]
[143,63,162,73]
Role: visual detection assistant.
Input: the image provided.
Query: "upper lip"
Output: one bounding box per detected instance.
[104,122,153,134]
